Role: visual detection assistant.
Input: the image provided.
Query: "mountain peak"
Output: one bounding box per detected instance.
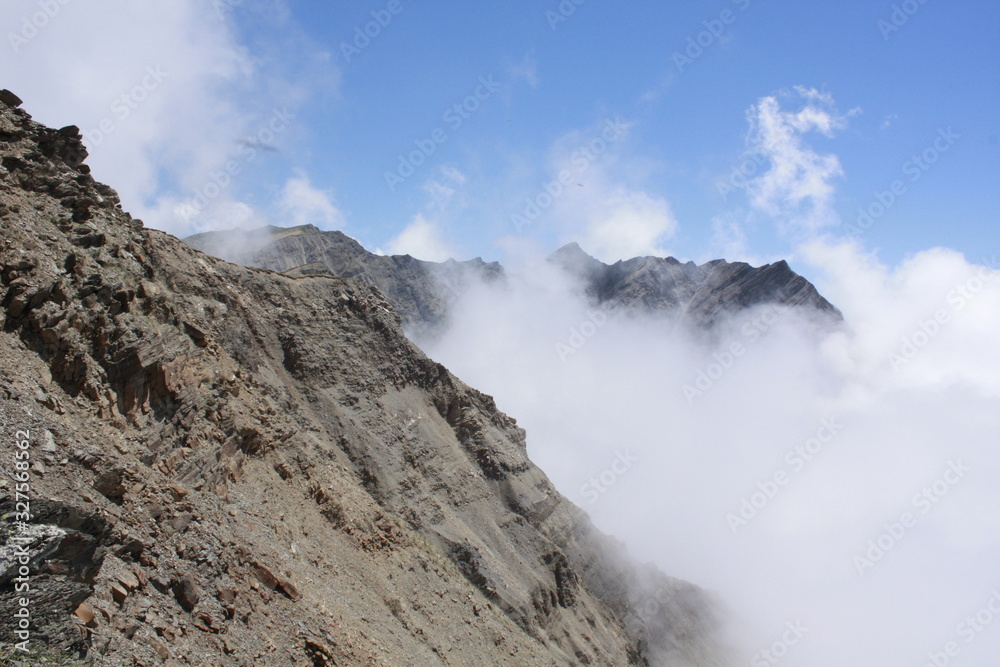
[547,249,840,326]
[552,240,589,256]
[549,242,607,279]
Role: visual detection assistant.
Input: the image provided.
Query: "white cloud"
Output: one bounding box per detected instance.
[801,241,1000,395]
[185,198,268,233]
[0,0,334,239]
[638,71,679,106]
[419,241,1000,667]
[575,188,677,262]
[279,172,345,229]
[709,214,756,263]
[386,214,456,261]
[382,165,469,261]
[526,118,676,262]
[743,87,859,233]
[424,85,1000,664]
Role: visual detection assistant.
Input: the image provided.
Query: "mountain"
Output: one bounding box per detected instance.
[185,225,503,338]
[0,93,728,664]
[549,242,841,328]
[185,228,840,338]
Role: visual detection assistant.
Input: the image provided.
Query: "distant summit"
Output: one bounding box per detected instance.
[549,243,841,328]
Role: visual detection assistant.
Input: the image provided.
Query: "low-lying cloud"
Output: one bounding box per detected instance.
[416,241,1000,665]
[417,84,999,664]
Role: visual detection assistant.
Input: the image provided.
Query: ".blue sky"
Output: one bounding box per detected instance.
[2,0,997,272]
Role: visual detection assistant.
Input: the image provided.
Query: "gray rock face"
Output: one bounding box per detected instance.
[185,225,503,337]
[550,242,842,328]
[0,92,729,665]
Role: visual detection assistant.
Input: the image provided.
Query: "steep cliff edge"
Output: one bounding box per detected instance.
[0,93,726,665]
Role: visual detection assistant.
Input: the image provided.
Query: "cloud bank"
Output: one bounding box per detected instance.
[416,88,1000,665]
[417,238,1000,666]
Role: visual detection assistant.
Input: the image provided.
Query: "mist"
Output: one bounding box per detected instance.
[414,240,1000,665]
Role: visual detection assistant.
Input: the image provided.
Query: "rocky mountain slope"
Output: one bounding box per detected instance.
[0,93,728,665]
[185,226,503,338]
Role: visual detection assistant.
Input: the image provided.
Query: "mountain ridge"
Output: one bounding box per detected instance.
[549,242,841,327]
[186,225,841,335]
[186,224,504,338]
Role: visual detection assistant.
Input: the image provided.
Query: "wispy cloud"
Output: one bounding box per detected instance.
[513,117,678,262]
[572,187,677,262]
[384,166,467,261]
[385,214,457,261]
[279,171,345,229]
[743,86,860,233]
[0,0,337,239]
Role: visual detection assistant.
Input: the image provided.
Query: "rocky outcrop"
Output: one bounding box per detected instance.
[549,242,841,328]
[0,92,727,664]
[185,225,504,338]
